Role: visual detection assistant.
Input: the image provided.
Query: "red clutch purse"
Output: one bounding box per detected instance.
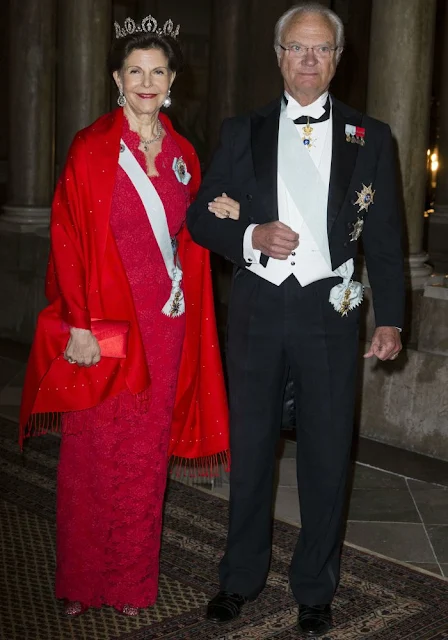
[90,319,130,358]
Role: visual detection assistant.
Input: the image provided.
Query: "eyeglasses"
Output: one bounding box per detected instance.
[277,43,339,59]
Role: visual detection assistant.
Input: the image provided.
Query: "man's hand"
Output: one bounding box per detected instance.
[364,326,402,361]
[252,221,299,260]
[64,327,101,367]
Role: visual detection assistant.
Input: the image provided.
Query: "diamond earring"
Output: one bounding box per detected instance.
[163,89,171,108]
[117,89,126,107]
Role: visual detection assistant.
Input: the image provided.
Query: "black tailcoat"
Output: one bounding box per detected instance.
[187,96,405,604]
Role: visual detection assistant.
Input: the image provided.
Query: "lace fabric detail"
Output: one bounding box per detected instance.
[57,395,174,608]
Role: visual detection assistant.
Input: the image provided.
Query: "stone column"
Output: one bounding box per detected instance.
[206,0,250,156]
[206,0,251,341]
[429,1,448,273]
[358,0,448,461]
[57,0,112,170]
[367,0,436,291]
[1,0,56,230]
[331,0,372,112]
[0,0,9,195]
[242,0,295,112]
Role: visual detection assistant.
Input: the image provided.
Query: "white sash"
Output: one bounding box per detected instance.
[277,109,363,314]
[118,140,185,317]
[277,109,332,269]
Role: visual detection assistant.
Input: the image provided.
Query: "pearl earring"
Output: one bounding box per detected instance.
[163,89,172,108]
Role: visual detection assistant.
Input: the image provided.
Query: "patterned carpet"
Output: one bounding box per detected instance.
[1,417,448,640]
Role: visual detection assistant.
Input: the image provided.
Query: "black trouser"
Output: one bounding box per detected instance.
[219,272,359,605]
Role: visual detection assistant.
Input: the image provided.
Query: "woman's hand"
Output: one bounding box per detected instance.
[64,328,101,367]
[208,192,240,220]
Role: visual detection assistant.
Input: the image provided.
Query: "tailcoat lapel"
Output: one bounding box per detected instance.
[327,98,363,233]
[251,99,281,223]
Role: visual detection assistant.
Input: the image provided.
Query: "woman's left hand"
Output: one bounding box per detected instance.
[208,193,240,220]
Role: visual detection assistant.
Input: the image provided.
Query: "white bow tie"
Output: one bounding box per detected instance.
[286,99,326,121]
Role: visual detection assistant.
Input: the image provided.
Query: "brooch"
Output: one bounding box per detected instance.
[345,124,365,146]
[354,183,375,213]
[172,156,191,185]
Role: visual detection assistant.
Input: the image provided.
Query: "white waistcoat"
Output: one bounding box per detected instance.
[247,105,335,286]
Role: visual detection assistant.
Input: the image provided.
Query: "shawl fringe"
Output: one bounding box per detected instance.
[22,410,230,481]
[20,389,150,447]
[21,412,62,446]
[168,450,230,479]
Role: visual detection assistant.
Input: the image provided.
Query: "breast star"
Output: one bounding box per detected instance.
[354,183,375,213]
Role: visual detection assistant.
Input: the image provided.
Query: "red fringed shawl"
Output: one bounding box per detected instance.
[19,109,229,470]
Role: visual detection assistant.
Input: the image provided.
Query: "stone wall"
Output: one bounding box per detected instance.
[0,230,48,343]
[358,345,448,461]
[358,278,448,461]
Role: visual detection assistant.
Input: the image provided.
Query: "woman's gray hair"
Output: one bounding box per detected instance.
[274,2,345,61]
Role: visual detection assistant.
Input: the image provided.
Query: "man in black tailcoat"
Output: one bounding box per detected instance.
[187,2,404,636]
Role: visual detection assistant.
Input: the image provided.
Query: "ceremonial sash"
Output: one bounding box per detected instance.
[119,140,185,317]
[277,108,332,269]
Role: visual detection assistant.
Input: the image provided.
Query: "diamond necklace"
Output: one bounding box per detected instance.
[139,120,162,152]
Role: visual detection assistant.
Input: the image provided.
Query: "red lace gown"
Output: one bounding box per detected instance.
[55,119,189,610]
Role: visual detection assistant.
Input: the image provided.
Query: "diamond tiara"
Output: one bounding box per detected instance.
[114,16,180,40]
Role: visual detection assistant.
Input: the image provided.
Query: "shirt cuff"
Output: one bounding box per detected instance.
[243,224,261,264]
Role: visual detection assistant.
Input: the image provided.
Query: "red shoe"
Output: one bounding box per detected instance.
[64,600,89,617]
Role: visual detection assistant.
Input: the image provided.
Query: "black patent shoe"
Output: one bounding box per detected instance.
[297,604,332,636]
[206,591,248,623]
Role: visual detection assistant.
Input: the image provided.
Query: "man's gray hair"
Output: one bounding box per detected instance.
[274,2,345,60]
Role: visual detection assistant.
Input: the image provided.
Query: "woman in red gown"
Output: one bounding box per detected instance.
[20,17,239,617]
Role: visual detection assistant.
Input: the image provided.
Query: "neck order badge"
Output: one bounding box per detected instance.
[301,118,315,148]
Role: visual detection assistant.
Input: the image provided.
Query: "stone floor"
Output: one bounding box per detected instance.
[210,442,448,579]
[1,338,447,580]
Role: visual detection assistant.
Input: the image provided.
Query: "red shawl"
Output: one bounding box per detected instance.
[20,109,229,472]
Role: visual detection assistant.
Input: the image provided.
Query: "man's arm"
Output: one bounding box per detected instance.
[362,124,405,329]
[187,118,300,265]
[187,118,251,268]
[362,124,405,361]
